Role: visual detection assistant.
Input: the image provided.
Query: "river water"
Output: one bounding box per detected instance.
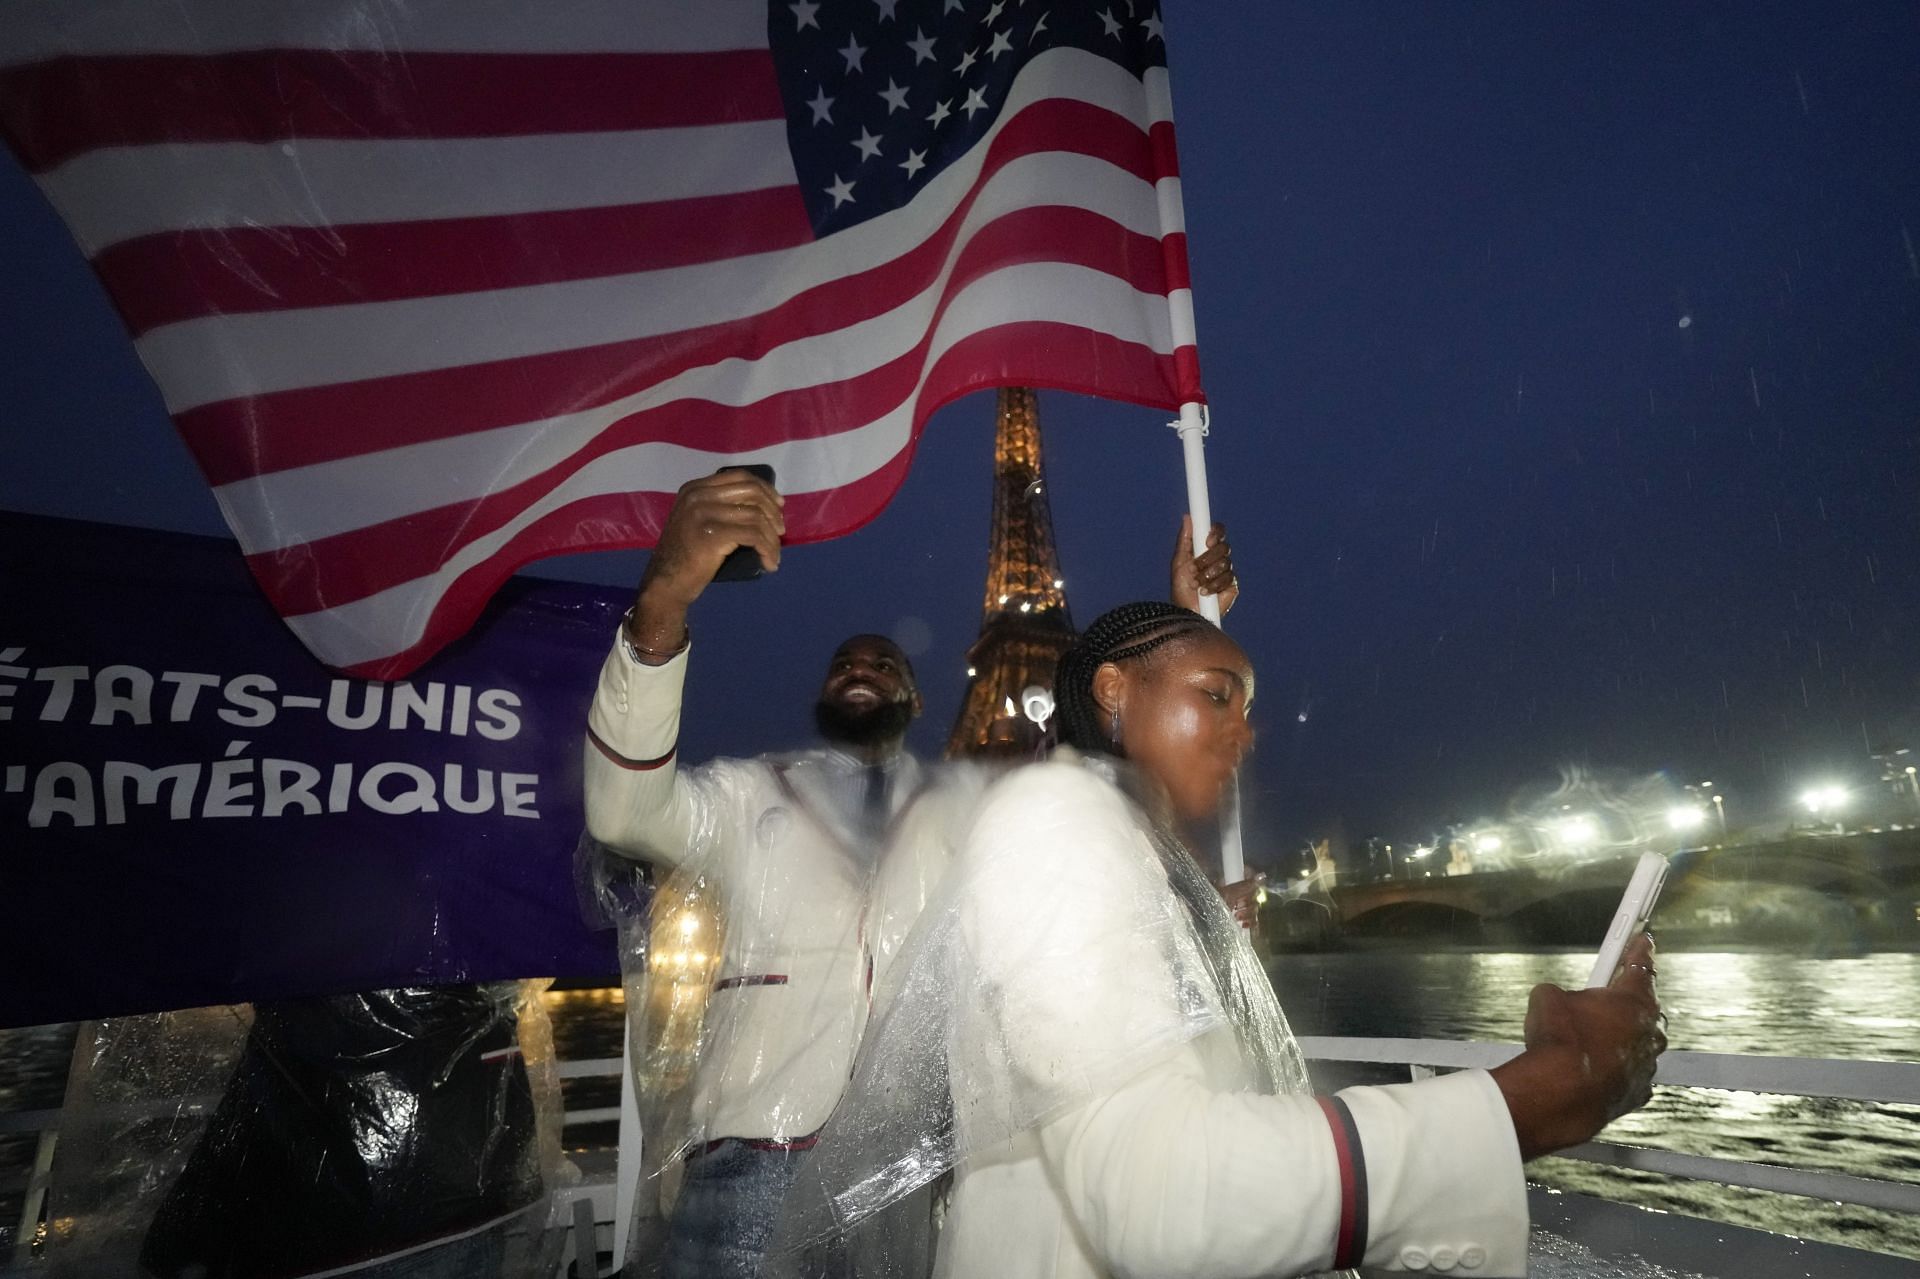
[1269,950,1920,1262]
[4,951,1915,1262]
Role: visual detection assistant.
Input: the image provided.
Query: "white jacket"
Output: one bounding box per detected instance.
[583,636,950,1144]
[937,761,1530,1278]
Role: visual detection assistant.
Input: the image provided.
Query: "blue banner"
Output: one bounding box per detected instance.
[0,513,622,1027]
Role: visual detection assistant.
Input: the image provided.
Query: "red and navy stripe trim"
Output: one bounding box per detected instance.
[687,1131,820,1161]
[587,725,677,771]
[713,973,789,991]
[1317,1095,1369,1270]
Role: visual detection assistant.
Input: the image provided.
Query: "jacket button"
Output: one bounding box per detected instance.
[1399,1246,1430,1269]
[1460,1245,1487,1269]
[1430,1245,1458,1270]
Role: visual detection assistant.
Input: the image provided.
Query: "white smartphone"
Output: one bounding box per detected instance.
[1586,852,1668,988]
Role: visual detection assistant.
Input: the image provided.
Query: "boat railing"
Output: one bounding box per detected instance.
[8,1038,1918,1276]
[1298,1036,1920,1216]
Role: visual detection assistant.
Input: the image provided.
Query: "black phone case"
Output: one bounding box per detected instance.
[712,464,777,582]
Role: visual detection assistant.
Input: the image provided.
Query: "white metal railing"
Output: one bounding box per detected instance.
[11,1040,1916,1273]
[1296,1036,1920,1216]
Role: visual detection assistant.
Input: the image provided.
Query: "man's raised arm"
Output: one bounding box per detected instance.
[582,471,785,868]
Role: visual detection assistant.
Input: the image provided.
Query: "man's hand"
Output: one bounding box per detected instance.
[1171,516,1239,616]
[1489,932,1667,1160]
[627,470,785,657]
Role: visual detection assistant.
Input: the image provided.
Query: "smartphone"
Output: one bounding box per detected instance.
[711,463,778,582]
[1586,851,1668,988]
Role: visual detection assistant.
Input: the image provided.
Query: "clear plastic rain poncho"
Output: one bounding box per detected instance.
[43,982,560,1279]
[581,743,995,1269]
[761,751,1343,1279]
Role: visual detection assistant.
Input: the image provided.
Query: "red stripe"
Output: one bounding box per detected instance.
[688,1132,819,1159]
[95,187,814,336]
[586,728,677,772]
[321,325,1183,678]
[174,98,1172,485]
[1316,1096,1361,1269]
[93,94,1158,336]
[0,50,784,173]
[242,214,1181,615]
[712,974,789,990]
[328,455,915,680]
[1148,121,1183,186]
[1173,345,1205,404]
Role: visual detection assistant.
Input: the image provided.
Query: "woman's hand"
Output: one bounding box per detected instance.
[1216,873,1266,933]
[1488,932,1667,1160]
[1171,516,1239,616]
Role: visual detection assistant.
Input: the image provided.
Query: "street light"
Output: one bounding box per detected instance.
[1472,832,1503,854]
[1711,794,1726,837]
[1666,804,1706,834]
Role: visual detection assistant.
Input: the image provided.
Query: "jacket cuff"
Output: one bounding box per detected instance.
[586,631,688,766]
[1338,1068,1530,1275]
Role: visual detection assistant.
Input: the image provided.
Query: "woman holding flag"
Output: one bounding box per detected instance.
[773,603,1665,1278]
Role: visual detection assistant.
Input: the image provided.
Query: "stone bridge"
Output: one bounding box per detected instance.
[1271,832,1920,946]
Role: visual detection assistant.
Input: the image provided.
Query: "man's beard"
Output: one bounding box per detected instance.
[815,696,914,750]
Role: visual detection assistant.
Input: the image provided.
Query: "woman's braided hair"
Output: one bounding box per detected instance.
[1054,601,1216,756]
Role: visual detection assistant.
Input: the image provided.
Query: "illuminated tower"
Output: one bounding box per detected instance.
[946,388,1077,757]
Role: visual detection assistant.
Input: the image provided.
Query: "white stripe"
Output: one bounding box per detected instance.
[38,48,1149,254]
[133,48,1163,412]
[218,180,1175,552]
[207,151,1162,545]
[1154,175,1187,237]
[281,264,1177,667]
[1167,287,1198,351]
[1142,63,1176,127]
[36,122,795,255]
[1,0,765,65]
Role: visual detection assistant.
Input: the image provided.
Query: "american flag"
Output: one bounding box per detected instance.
[1,0,1203,677]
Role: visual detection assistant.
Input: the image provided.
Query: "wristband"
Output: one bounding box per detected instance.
[620,608,689,664]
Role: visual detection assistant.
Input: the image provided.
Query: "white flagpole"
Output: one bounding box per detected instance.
[1170,402,1246,885]
[1151,61,1247,886]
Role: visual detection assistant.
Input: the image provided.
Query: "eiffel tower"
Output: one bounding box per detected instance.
[946,387,1078,757]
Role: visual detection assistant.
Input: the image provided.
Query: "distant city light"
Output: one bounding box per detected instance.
[1557,815,1598,846]
[1052,579,1064,588]
[1410,845,1434,859]
[1800,784,1848,813]
[1666,805,1706,833]
[966,666,977,677]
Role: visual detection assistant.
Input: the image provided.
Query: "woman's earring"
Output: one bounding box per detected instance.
[1109,706,1122,746]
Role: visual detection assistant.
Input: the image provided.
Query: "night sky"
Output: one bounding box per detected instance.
[5,2,1918,869]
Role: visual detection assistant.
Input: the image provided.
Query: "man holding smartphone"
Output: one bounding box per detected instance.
[583,468,1242,1278]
